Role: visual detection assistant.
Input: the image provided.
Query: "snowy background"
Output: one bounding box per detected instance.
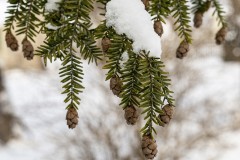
[0,0,240,160]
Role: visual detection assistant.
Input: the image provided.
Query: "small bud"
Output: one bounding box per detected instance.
[141,135,158,159]
[22,38,34,60]
[124,105,139,125]
[154,20,163,37]
[215,27,227,45]
[66,107,79,129]
[176,40,190,59]
[110,75,122,97]
[5,30,19,51]
[101,37,111,53]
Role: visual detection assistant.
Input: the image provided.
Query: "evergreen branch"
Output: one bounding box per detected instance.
[37,0,101,65]
[191,0,212,13]
[15,0,45,42]
[4,0,22,31]
[212,0,227,27]
[60,52,84,110]
[103,34,130,80]
[149,0,171,23]
[120,52,141,109]
[172,0,192,43]
[139,54,165,137]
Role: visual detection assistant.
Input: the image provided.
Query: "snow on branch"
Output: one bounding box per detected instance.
[106,0,162,58]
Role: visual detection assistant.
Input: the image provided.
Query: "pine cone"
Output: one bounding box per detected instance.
[193,11,203,28]
[142,0,149,10]
[110,75,122,96]
[5,31,18,51]
[154,20,163,37]
[176,40,190,59]
[101,37,111,53]
[22,38,34,60]
[124,105,139,125]
[158,104,175,127]
[141,136,158,159]
[66,107,79,129]
[215,27,227,45]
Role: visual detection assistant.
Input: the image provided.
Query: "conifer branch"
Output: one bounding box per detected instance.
[59,52,84,110]
[149,0,171,22]
[4,0,22,32]
[139,54,165,137]
[120,52,141,109]
[172,0,192,43]
[103,34,131,80]
[15,0,45,42]
[212,0,227,27]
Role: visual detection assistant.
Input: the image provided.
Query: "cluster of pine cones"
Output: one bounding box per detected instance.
[104,65,175,159]
[5,30,34,60]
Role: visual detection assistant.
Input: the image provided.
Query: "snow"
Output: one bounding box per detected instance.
[106,0,162,58]
[119,51,129,67]
[45,0,62,12]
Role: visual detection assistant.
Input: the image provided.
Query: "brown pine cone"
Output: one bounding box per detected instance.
[154,20,163,37]
[66,107,79,129]
[142,0,149,10]
[22,38,34,60]
[193,11,203,28]
[110,75,122,97]
[5,31,19,51]
[101,37,111,53]
[124,105,139,125]
[142,136,158,159]
[158,104,175,127]
[176,40,190,59]
[215,27,227,45]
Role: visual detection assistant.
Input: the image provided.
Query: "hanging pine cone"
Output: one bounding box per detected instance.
[66,107,79,129]
[193,11,203,28]
[158,104,175,127]
[141,135,158,159]
[110,75,122,97]
[124,105,139,125]
[142,0,149,10]
[5,30,18,51]
[22,38,34,60]
[176,40,190,59]
[101,37,111,53]
[154,20,163,37]
[215,27,227,45]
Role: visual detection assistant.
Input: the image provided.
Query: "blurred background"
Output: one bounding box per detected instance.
[0,0,239,160]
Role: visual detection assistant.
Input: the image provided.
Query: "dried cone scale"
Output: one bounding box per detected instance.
[193,11,203,28]
[22,38,34,60]
[154,20,163,37]
[5,30,19,51]
[110,75,122,96]
[158,104,175,127]
[142,136,158,159]
[215,27,227,45]
[101,37,111,53]
[66,107,79,129]
[124,105,139,125]
[176,40,190,59]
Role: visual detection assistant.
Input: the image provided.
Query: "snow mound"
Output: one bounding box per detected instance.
[106,0,162,58]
